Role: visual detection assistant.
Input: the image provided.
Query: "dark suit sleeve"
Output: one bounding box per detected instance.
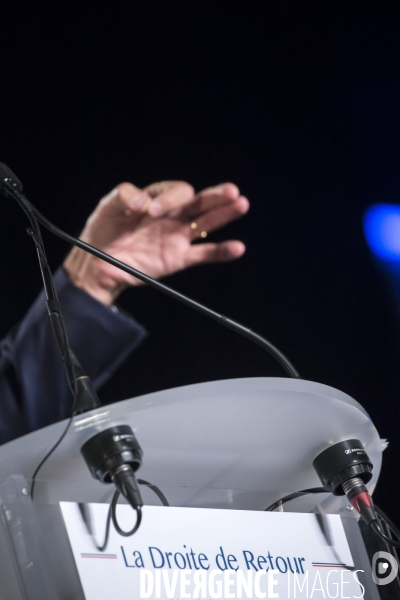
[0,268,147,445]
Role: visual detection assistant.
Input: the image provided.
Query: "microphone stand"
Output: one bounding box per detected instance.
[2,176,101,415]
[26,226,97,412]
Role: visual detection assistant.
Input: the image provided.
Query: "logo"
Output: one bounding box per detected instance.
[372,551,398,585]
[344,448,364,455]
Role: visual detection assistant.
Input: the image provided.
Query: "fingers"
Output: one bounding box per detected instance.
[93,181,244,223]
[94,181,195,219]
[197,182,240,200]
[190,197,249,237]
[185,240,246,268]
[144,181,195,217]
[183,182,241,218]
[95,183,151,218]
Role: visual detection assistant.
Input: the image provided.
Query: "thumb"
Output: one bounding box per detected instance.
[96,183,150,217]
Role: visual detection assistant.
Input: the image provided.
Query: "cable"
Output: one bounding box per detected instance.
[264,488,327,511]
[111,491,142,536]
[265,487,400,553]
[92,479,169,551]
[95,497,113,552]
[373,507,400,588]
[374,504,400,542]
[26,221,79,499]
[371,521,400,548]
[30,414,74,499]
[137,479,170,507]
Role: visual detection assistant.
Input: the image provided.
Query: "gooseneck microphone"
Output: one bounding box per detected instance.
[0,162,100,414]
[0,161,300,541]
[0,162,144,537]
[0,162,300,380]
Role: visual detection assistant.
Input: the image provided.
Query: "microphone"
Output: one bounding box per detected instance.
[0,162,101,414]
[1,163,143,539]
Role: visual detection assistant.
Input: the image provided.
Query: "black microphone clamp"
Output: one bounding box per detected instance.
[81,424,143,509]
[313,439,377,524]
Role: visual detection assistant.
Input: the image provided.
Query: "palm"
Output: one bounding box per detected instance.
[64,180,249,304]
[89,211,194,284]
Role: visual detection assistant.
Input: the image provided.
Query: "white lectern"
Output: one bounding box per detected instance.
[0,378,383,599]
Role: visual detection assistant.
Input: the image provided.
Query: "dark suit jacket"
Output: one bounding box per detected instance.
[0,268,147,445]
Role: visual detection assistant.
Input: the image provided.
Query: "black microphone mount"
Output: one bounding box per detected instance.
[313,440,380,528]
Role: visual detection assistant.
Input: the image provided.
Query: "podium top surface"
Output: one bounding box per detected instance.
[0,377,382,509]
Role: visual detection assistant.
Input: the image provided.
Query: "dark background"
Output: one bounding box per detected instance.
[1,2,400,517]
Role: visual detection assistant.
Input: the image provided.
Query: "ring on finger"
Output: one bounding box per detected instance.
[190,222,207,239]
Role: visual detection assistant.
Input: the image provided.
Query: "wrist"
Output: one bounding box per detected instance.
[63,247,124,306]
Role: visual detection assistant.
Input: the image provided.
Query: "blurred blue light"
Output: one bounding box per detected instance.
[363,204,400,262]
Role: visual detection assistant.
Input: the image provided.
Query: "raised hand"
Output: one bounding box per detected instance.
[63,180,249,305]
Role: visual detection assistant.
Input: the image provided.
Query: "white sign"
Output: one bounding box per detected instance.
[60,503,364,599]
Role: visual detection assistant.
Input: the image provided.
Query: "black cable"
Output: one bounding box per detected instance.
[358,498,400,549]
[137,479,170,507]
[30,415,75,499]
[374,505,400,542]
[374,507,400,588]
[95,497,114,552]
[371,521,400,549]
[111,491,142,536]
[264,488,327,511]
[265,488,400,553]
[25,222,79,499]
[92,479,169,551]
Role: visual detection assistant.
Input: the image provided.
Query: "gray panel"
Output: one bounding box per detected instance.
[0,378,382,512]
